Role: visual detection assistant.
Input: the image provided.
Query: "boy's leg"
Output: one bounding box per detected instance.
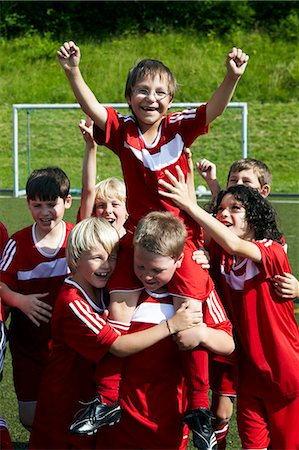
[70,291,139,436]
[173,297,216,450]
[0,417,14,450]
[210,356,238,449]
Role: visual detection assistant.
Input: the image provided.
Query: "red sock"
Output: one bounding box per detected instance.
[180,347,210,410]
[214,421,229,449]
[95,320,130,404]
[0,417,13,450]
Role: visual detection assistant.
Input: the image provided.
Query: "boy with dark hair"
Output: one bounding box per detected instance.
[0,167,73,431]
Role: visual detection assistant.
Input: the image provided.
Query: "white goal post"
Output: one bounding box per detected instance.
[12,102,248,197]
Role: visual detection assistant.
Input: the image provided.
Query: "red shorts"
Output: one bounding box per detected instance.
[237,393,299,449]
[209,353,238,397]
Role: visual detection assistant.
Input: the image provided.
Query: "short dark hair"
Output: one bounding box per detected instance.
[26,167,70,201]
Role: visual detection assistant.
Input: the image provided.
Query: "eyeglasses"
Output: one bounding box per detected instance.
[133,88,170,100]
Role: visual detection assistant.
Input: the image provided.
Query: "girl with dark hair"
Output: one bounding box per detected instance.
[159,170,299,450]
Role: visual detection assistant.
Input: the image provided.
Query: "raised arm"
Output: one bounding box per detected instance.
[158,166,262,263]
[79,117,98,219]
[205,47,249,125]
[197,158,221,198]
[57,41,107,130]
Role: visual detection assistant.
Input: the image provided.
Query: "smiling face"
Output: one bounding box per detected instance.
[215,193,253,240]
[73,244,117,292]
[27,196,71,235]
[95,197,127,235]
[127,74,173,133]
[227,168,270,198]
[134,245,183,293]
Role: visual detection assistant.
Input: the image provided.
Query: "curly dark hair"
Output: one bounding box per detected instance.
[212,185,283,244]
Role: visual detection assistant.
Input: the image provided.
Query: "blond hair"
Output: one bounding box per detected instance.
[133,211,187,260]
[67,217,119,273]
[95,177,126,204]
[227,158,272,187]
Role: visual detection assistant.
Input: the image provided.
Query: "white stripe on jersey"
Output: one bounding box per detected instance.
[169,109,197,123]
[69,300,106,335]
[17,257,69,281]
[0,321,6,375]
[132,302,175,324]
[0,239,16,271]
[107,318,130,333]
[206,290,227,324]
[126,134,184,171]
[221,258,260,291]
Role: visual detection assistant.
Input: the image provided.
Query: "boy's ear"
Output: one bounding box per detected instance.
[64,195,72,209]
[167,97,173,109]
[260,184,270,198]
[175,252,184,268]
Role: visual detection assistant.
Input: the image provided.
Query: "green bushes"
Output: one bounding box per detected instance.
[0,1,298,42]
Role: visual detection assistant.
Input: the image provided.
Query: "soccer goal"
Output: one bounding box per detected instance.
[12,102,248,197]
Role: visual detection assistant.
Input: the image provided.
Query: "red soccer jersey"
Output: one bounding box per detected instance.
[0,221,74,400]
[95,106,215,301]
[0,221,9,255]
[97,287,232,450]
[209,239,299,403]
[94,105,209,235]
[29,278,119,450]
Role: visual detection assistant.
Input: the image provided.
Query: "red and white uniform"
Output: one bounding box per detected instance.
[0,221,74,401]
[94,106,212,301]
[0,221,9,255]
[0,300,6,379]
[29,278,119,450]
[209,239,299,449]
[97,288,232,450]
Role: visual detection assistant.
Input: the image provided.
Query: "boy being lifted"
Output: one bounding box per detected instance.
[57,41,248,450]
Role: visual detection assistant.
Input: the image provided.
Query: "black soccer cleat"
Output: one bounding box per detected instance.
[184,407,218,450]
[69,396,121,435]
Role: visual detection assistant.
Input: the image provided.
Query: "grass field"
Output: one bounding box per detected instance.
[0,195,298,449]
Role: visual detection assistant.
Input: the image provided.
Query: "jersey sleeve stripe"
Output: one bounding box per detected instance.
[69,300,106,335]
[0,239,16,271]
[206,290,227,323]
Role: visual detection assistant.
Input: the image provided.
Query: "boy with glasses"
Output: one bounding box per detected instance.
[57,42,248,449]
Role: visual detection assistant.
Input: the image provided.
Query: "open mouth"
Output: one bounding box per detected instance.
[94,272,110,279]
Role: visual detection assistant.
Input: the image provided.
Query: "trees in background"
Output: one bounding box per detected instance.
[0,0,298,41]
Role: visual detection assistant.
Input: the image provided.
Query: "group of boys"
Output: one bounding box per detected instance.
[0,40,298,450]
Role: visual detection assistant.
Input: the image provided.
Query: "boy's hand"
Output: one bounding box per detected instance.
[168,301,202,334]
[227,47,249,77]
[57,41,81,71]
[273,272,299,299]
[18,293,52,327]
[158,166,193,211]
[193,247,210,270]
[197,159,216,183]
[174,324,208,351]
[79,116,95,146]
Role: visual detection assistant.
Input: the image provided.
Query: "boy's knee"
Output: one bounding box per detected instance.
[18,400,36,431]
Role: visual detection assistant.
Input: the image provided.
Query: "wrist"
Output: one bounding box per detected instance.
[166,319,175,335]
